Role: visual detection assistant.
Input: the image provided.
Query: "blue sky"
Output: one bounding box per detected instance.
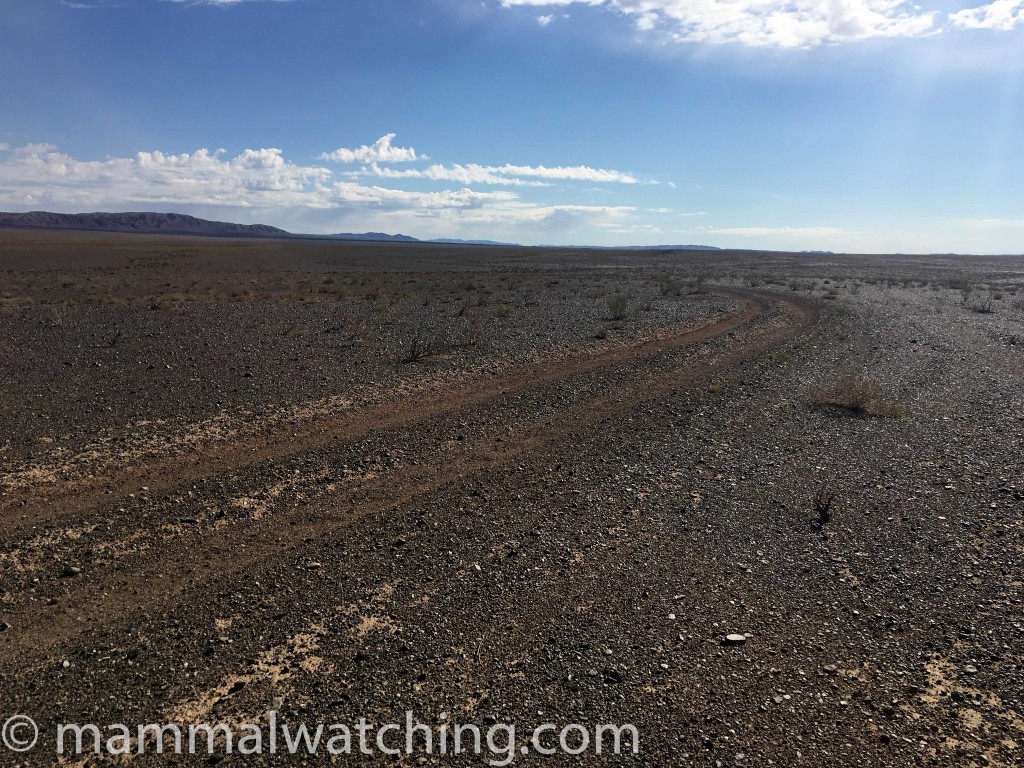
[1,0,1022,252]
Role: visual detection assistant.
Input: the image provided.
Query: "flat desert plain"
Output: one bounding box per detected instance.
[0,230,1022,766]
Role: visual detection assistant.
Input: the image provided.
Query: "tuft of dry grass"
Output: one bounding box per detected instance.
[811,375,906,417]
[810,485,837,532]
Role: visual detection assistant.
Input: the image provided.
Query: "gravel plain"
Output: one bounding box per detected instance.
[0,230,1022,766]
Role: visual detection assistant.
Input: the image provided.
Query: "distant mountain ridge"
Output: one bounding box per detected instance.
[0,212,432,243]
[0,211,289,237]
[0,211,723,250]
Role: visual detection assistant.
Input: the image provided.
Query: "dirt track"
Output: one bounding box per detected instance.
[1,235,1022,767]
[0,288,814,668]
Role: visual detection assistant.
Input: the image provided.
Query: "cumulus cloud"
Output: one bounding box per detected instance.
[500,0,940,48]
[0,143,518,211]
[319,134,422,164]
[0,144,332,210]
[0,143,636,236]
[537,14,555,25]
[949,0,1024,30]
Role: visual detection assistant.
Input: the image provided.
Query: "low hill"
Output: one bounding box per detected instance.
[0,211,290,237]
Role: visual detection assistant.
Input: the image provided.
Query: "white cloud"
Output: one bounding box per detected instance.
[949,0,1024,29]
[501,0,940,48]
[0,143,511,211]
[353,162,549,187]
[319,134,422,164]
[635,12,659,31]
[0,143,333,209]
[350,160,640,186]
[498,163,639,183]
[0,143,637,238]
[605,223,665,234]
[650,207,704,215]
[537,13,555,25]
[0,143,10,152]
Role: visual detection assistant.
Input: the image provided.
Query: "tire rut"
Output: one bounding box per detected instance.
[0,289,758,532]
[0,290,818,668]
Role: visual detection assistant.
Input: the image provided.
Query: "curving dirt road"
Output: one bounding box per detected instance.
[0,284,843,768]
[0,289,816,673]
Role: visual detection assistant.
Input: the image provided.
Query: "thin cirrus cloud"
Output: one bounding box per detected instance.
[346,159,642,187]
[0,142,638,236]
[500,0,1024,47]
[354,162,551,187]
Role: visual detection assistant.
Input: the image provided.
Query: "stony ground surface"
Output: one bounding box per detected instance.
[0,231,1022,766]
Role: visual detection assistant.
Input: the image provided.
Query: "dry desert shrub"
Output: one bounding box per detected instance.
[658,276,685,296]
[606,294,631,320]
[948,277,973,303]
[462,310,486,347]
[401,309,461,362]
[969,293,995,314]
[811,375,905,417]
[403,329,442,362]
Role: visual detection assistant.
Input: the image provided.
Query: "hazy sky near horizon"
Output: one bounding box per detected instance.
[1,0,1022,252]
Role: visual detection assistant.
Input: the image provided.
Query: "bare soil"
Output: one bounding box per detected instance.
[0,230,1022,766]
